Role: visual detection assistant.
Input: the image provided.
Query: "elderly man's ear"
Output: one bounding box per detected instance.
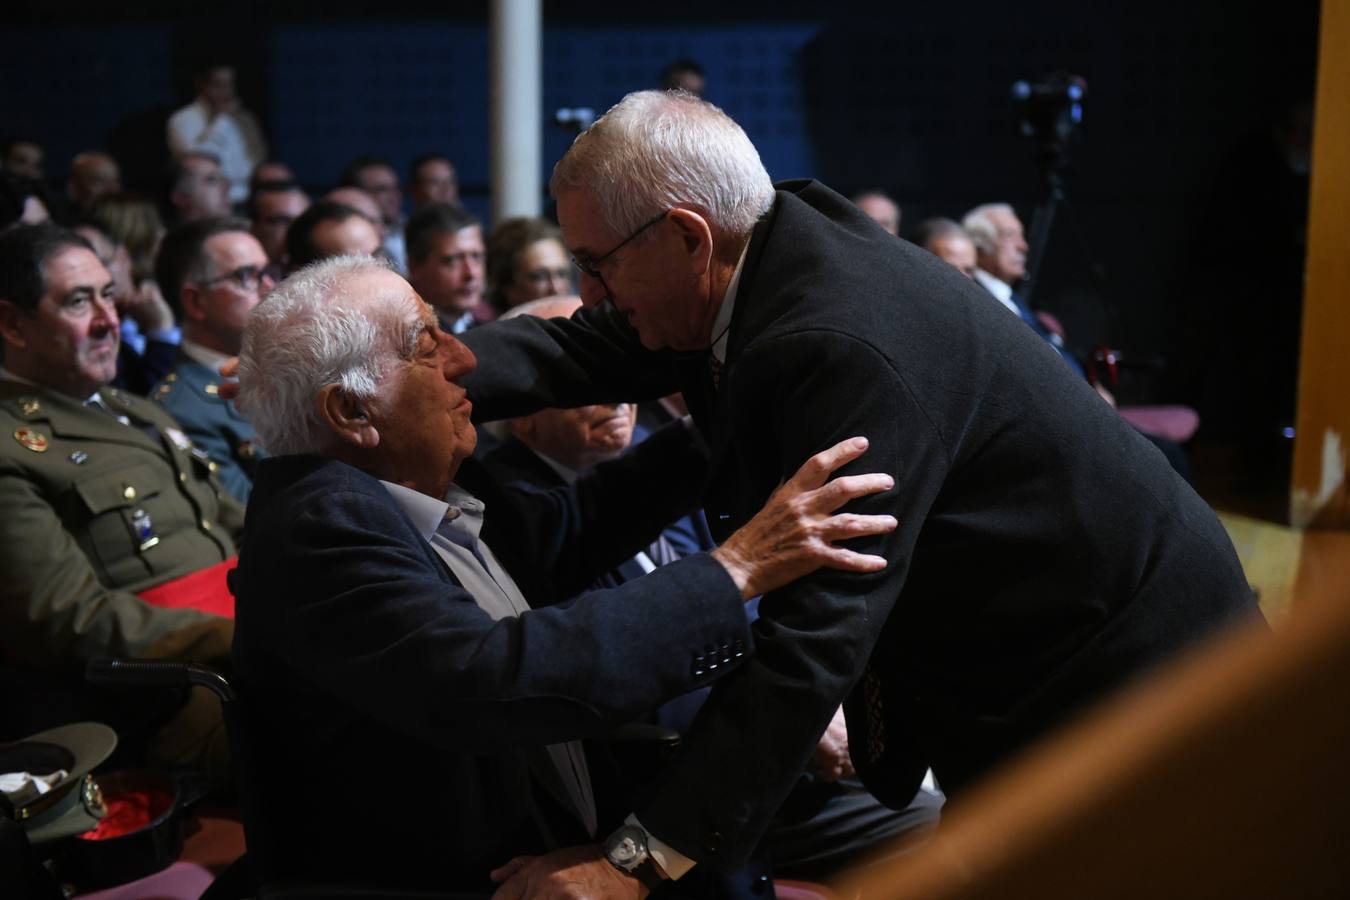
[316,383,381,448]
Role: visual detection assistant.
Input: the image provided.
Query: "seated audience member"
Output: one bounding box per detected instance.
[284,199,382,272]
[1,136,46,183]
[88,193,177,394]
[152,218,272,503]
[961,203,1194,477]
[339,155,406,269]
[248,179,310,274]
[167,151,232,225]
[852,190,901,236]
[913,217,978,279]
[66,151,122,214]
[0,172,52,226]
[166,61,267,205]
[249,159,294,192]
[486,295,944,883]
[0,224,241,771]
[659,58,707,97]
[70,217,177,396]
[962,203,1083,376]
[324,185,383,226]
[229,254,894,891]
[408,153,459,210]
[486,216,573,314]
[406,202,490,333]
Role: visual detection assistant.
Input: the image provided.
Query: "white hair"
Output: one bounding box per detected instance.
[550,90,775,239]
[236,254,420,456]
[961,203,1015,256]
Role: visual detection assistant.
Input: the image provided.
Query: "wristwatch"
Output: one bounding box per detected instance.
[602,824,666,892]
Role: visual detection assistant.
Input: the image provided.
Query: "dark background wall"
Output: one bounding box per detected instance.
[0,1,1319,417]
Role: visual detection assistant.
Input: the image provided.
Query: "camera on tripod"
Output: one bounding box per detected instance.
[1012,73,1087,172]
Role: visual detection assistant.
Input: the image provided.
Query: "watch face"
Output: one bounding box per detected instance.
[607,825,648,869]
[612,837,640,865]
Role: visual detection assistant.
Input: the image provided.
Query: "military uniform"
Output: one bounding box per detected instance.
[0,378,242,667]
[152,352,263,504]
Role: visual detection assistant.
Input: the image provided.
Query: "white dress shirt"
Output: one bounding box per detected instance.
[379,479,598,838]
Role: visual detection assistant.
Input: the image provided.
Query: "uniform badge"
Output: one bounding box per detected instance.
[14,427,49,453]
[69,450,89,465]
[19,397,41,416]
[131,508,160,551]
[165,427,192,450]
[204,383,220,396]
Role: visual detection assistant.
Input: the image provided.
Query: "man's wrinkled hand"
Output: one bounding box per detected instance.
[712,436,897,599]
[490,845,647,900]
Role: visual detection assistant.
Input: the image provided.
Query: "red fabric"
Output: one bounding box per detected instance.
[137,558,237,619]
[78,788,174,841]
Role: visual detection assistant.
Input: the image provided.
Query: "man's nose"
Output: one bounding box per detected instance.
[445,338,477,379]
[577,272,606,308]
[92,294,120,329]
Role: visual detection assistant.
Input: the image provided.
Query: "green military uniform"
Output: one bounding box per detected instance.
[152,352,263,504]
[0,378,243,666]
[1,378,244,771]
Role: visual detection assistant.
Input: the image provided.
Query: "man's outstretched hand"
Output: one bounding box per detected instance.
[712,436,897,600]
[491,846,647,900]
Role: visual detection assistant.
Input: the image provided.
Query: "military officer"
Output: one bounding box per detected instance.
[0,223,242,772]
[152,217,271,503]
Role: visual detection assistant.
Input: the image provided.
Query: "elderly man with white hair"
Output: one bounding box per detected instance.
[227,254,898,893]
[458,90,1256,898]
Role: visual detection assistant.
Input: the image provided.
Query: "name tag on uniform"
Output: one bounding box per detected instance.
[131,508,160,551]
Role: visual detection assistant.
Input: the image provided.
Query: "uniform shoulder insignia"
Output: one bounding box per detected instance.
[14,426,49,452]
[204,383,220,396]
[18,397,41,417]
[153,380,176,403]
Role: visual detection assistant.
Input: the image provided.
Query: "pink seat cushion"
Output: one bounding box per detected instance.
[1119,405,1201,443]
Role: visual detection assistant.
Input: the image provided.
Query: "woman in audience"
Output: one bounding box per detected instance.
[486,216,573,314]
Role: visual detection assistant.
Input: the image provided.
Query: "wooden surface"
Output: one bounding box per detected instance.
[1290,0,1350,527]
[833,529,1350,900]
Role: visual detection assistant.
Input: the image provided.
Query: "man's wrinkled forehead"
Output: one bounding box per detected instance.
[44,246,113,298]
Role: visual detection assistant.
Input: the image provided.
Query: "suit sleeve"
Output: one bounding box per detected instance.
[636,329,949,867]
[470,420,709,603]
[250,482,752,753]
[460,301,682,421]
[0,464,233,666]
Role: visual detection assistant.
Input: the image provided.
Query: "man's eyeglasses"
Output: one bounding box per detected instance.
[198,265,269,293]
[570,209,669,281]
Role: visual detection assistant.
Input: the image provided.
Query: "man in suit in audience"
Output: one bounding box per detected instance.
[66,151,122,215]
[166,151,232,226]
[151,217,272,503]
[339,155,407,270]
[228,254,895,892]
[851,190,901,236]
[913,217,978,280]
[406,202,491,334]
[0,223,241,772]
[248,179,310,275]
[962,203,1083,375]
[283,199,382,273]
[460,90,1257,898]
[409,153,460,210]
